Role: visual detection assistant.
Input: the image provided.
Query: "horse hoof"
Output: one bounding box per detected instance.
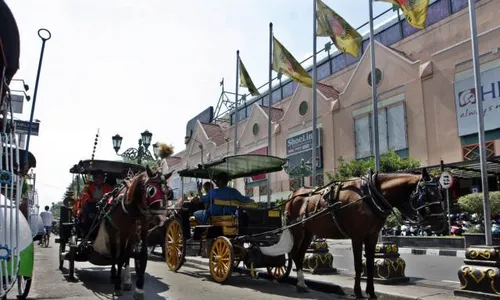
[113,289,123,296]
[123,283,132,291]
[133,291,145,300]
[296,285,309,293]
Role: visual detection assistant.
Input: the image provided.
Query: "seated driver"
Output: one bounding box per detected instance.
[193,173,253,225]
[76,169,114,221]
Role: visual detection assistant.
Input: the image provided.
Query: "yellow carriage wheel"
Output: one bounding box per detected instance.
[165,218,185,272]
[266,253,293,282]
[209,237,234,283]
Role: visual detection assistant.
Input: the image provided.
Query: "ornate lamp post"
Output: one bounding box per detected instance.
[283,159,311,187]
[112,130,156,165]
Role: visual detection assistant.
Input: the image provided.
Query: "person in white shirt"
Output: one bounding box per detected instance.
[39,206,53,245]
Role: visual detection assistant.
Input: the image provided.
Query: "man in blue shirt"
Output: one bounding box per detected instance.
[193,173,253,225]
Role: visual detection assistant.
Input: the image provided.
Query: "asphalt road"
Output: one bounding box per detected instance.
[329,248,463,284]
[10,238,348,300]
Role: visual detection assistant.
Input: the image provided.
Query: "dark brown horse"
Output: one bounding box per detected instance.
[93,165,172,299]
[284,169,446,299]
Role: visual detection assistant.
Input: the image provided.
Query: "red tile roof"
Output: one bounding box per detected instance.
[387,46,415,61]
[166,156,182,166]
[201,122,226,146]
[317,82,339,99]
[259,105,284,122]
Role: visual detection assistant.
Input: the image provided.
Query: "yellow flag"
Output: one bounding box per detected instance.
[316,0,362,58]
[375,0,429,29]
[239,59,260,96]
[272,37,313,88]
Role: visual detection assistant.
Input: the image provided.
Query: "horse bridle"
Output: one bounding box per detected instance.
[360,170,443,223]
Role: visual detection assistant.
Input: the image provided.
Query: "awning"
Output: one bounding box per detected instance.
[177,154,287,179]
[403,156,500,178]
[69,159,145,178]
[0,0,20,84]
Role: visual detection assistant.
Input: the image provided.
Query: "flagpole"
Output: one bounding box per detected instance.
[267,22,273,208]
[311,0,318,188]
[369,0,380,173]
[468,0,492,246]
[369,0,382,243]
[234,50,240,155]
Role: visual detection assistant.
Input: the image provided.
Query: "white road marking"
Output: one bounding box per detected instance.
[426,249,440,256]
[398,248,412,254]
[442,280,460,284]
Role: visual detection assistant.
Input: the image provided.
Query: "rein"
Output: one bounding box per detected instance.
[240,171,434,241]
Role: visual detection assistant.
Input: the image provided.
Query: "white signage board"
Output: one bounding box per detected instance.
[10,94,24,114]
[454,60,500,136]
[439,171,454,189]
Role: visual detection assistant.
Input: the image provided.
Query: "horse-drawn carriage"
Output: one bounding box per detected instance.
[57,158,174,298]
[56,159,147,277]
[164,154,293,283]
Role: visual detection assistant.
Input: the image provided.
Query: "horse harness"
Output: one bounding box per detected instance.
[291,170,398,239]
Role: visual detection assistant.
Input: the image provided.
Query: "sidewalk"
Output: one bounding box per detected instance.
[327,239,466,258]
[184,256,471,300]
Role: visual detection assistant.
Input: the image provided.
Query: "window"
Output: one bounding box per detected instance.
[272,88,282,104]
[354,103,408,158]
[463,142,495,161]
[355,115,371,158]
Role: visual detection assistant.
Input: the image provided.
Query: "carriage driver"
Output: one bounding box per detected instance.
[76,169,114,222]
[193,173,254,225]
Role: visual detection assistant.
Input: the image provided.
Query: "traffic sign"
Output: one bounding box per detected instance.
[439,171,454,189]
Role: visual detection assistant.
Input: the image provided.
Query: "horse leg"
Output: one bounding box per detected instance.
[364,233,379,299]
[292,230,313,293]
[113,235,124,296]
[123,255,132,291]
[109,228,118,285]
[352,238,364,299]
[110,264,116,283]
[134,235,148,300]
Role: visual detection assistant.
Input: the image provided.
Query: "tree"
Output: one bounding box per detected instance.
[458,192,500,215]
[326,151,421,181]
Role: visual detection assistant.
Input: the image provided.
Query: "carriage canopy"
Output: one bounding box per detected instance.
[177,154,287,180]
[69,159,145,178]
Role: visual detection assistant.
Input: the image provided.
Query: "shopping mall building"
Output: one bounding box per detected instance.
[168,0,500,202]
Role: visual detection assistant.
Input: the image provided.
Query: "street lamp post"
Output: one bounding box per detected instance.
[112,130,156,165]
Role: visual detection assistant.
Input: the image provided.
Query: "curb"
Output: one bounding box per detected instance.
[398,247,465,257]
[183,257,441,300]
[329,244,466,258]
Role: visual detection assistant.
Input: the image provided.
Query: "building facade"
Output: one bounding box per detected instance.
[168,0,500,202]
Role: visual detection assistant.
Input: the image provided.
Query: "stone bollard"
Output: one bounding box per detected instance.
[454,245,500,299]
[362,242,409,284]
[303,238,337,274]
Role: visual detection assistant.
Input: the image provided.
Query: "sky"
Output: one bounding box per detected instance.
[5,0,394,208]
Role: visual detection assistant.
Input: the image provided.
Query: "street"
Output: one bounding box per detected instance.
[330,248,463,284]
[12,239,348,300]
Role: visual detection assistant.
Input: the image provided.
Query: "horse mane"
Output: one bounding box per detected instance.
[377,173,421,190]
[125,172,147,205]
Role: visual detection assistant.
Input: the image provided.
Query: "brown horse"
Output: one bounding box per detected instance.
[284,169,446,299]
[93,165,172,299]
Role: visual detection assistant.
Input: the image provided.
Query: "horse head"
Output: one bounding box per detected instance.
[126,165,174,226]
[389,168,446,232]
